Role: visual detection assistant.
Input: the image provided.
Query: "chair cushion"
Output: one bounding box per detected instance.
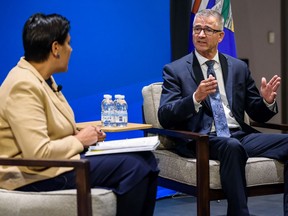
[154,150,284,189]
[0,188,116,216]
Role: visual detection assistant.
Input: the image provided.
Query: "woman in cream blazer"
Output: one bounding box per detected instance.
[0,13,158,216]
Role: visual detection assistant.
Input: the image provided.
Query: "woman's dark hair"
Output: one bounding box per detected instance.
[22,13,70,62]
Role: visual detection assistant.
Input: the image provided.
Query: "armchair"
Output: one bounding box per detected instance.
[142,82,285,216]
[0,158,116,216]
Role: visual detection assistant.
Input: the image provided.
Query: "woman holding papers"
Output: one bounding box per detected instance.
[0,13,159,216]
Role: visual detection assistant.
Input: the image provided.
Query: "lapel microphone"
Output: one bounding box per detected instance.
[53,85,63,92]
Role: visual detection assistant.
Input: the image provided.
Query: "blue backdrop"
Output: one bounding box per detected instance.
[0,0,170,139]
[0,0,177,199]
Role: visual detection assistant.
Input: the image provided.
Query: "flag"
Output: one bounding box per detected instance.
[189,0,237,57]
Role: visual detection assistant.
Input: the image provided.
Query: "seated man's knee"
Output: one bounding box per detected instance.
[224,138,247,157]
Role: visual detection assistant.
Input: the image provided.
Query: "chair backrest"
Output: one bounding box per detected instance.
[142,82,163,128]
[142,82,251,126]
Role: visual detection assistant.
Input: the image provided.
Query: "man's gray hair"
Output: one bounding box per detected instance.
[193,9,224,31]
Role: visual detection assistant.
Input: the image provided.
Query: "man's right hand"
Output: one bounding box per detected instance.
[194,75,218,102]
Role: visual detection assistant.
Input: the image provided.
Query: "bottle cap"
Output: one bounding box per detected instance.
[114,94,121,99]
[104,94,112,99]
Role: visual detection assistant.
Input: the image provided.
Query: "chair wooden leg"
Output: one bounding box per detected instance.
[75,160,92,216]
[197,136,210,216]
[197,195,210,216]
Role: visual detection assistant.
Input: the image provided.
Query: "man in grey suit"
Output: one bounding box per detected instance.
[158,9,288,216]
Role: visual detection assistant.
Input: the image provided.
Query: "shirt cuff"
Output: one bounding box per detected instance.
[263,99,276,112]
[193,92,202,112]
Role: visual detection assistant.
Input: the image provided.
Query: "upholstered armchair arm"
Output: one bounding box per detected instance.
[250,121,288,132]
[144,127,210,202]
[0,158,92,216]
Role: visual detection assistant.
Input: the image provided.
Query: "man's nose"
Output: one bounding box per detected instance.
[198,29,206,36]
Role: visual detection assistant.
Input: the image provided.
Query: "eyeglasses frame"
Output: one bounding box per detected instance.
[193,26,223,36]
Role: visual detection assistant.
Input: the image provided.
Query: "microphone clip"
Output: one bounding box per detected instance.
[53,85,63,92]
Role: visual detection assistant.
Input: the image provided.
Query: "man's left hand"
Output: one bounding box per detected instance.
[260,75,281,104]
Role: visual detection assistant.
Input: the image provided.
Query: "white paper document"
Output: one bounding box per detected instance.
[85,136,160,156]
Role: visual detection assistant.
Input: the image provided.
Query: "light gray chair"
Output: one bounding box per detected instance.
[0,158,116,216]
[142,82,285,216]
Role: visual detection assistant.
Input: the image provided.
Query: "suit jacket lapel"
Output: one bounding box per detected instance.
[191,51,204,85]
[18,58,77,132]
[219,53,233,109]
[43,79,76,130]
[219,53,228,85]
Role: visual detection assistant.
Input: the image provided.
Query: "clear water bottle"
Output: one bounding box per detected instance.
[114,94,128,127]
[101,94,114,127]
[113,94,121,127]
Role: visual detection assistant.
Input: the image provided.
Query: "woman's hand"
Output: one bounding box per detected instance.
[75,125,106,148]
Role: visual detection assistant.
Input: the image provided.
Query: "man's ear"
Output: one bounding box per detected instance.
[218,31,225,43]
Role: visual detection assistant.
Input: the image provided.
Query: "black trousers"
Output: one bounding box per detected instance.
[209,131,288,216]
[17,152,159,216]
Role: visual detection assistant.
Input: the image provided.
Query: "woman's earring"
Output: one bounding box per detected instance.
[56,53,60,58]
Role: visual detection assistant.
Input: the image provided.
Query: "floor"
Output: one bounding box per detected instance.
[154,192,283,216]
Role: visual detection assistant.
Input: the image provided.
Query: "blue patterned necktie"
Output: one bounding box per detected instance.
[206,60,230,137]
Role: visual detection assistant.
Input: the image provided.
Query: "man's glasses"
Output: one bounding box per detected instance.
[193,26,222,36]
